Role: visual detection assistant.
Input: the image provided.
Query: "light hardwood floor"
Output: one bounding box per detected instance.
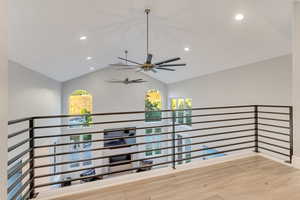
[55,156,300,200]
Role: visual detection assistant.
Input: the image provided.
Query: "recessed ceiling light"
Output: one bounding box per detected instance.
[89,67,95,71]
[235,14,244,21]
[86,57,92,60]
[80,36,87,40]
[184,47,190,52]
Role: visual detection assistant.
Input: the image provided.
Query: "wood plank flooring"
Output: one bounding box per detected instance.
[54,156,300,200]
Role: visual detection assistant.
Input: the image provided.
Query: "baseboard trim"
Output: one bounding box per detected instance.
[258,153,293,167]
[292,155,300,169]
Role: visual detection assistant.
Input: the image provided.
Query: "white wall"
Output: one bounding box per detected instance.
[168,55,292,107]
[8,60,62,120]
[293,2,300,163]
[0,0,8,198]
[8,61,62,194]
[62,68,168,114]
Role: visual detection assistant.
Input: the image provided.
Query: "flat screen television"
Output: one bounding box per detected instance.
[104,128,136,147]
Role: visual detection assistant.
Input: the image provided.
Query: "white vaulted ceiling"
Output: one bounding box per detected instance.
[9,0,293,83]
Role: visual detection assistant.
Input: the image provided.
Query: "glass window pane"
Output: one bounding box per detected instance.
[145,144,153,156]
[177,135,183,164]
[154,142,161,154]
[185,98,192,126]
[171,98,177,110]
[69,136,80,168]
[178,99,185,124]
[82,151,92,166]
[185,139,192,163]
[68,90,93,128]
[145,90,162,122]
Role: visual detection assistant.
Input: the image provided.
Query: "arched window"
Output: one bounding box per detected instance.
[69,90,93,128]
[145,89,162,122]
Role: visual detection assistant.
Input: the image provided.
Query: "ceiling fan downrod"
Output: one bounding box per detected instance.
[145,9,150,56]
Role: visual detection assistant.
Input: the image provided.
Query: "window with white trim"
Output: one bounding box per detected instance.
[145,128,162,156]
[171,98,192,126]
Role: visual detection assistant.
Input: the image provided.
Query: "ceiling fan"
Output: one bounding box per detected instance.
[110,9,186,73]
[107,78,147,85]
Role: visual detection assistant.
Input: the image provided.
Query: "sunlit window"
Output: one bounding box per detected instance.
[171,98,192,126]
[145,90,162,122]
[68,90,93,168]
[69,90,93,128]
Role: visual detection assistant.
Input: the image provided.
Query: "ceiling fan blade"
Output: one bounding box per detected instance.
[106,81,125,83]
[158,64,186,67]
[109,63,138,67]
[156,67,176,71]
[151,68,158,73]
[118,57,142,65]
[136,69,144,73]
[146,54,153,64]
[154,57,181,65]
[113,68,139,71]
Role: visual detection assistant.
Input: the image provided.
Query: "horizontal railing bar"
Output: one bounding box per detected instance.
[258,123,290,129]
[8,148,31,166]
[8,128,31,139]
[22,187,34,200]
[35,148,173,169]
[258,146,290,157]
[257,105,292,108]
[258,111,289,115]
[175,126,254,135]
[10,177,32,200]
[34,111,254,131]
[35,160,174,188]
[8,138,32,152]
[34,137,175,158]
[34,128,254,149]
[34,133,255,159]
[258,141,290,151]
[36,153,174,178]
[34,122,255,139]
[35,113,254,129]
[35,146,254,188]
[34,116,254,130]
[8,117,32,125]
[33,105,256,120]
[35,135,254,169]
[258,129,289,137]
[258,117,290,123]
[8,158,31,179]
[8,168,31,193]
[35,141,254,178]
[35,132,173,148]
[177,146,255,163]
[258,135,290,143]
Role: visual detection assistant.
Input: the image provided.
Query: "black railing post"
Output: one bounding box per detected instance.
[254,105,259,153]
[29,118,35,199]
[172,110,176,169]
[289,106,294,164]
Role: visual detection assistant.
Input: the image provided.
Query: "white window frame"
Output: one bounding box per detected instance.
[68,134,93,170]
[169,97,193,127]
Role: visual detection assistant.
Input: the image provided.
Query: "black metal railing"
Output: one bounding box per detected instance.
[7,105,293,200]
